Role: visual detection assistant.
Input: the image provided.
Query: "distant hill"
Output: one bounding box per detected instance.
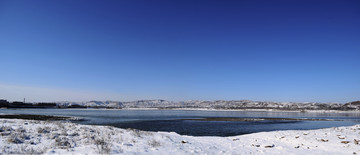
[345,101,360,105]
[2,99,359,111]
[54,100,360,111]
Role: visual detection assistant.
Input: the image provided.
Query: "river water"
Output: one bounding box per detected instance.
[1,109,359,136]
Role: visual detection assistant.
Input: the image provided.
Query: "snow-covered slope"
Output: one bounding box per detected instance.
[0,119,359,154]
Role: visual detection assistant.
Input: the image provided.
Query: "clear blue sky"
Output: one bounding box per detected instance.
[0,0,359,103]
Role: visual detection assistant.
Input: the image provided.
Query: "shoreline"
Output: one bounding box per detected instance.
[0,113,348,122]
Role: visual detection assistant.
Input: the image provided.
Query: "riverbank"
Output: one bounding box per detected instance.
[0,119,359,154]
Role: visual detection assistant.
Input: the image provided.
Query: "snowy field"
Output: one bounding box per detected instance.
[0,119,359,154]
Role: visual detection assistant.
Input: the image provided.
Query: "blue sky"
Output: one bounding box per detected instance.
[0,0,359,103]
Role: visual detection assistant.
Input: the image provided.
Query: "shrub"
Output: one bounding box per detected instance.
[55,137,72,149]
[37,127,51,134]
[95,138,112,154]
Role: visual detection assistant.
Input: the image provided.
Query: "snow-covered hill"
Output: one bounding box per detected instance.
[54,100,360,111]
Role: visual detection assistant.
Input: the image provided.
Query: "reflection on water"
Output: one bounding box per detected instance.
[0,109,359,136]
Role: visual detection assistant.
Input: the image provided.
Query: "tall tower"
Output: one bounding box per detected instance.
[23,98,25,103]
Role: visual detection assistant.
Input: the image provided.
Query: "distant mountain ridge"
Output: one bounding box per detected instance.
[54,100,360,111]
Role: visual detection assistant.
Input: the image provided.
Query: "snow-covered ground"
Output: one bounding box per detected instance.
[0,119,359,154]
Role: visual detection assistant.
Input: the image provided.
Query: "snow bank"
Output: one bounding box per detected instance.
[0,119,359,154]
